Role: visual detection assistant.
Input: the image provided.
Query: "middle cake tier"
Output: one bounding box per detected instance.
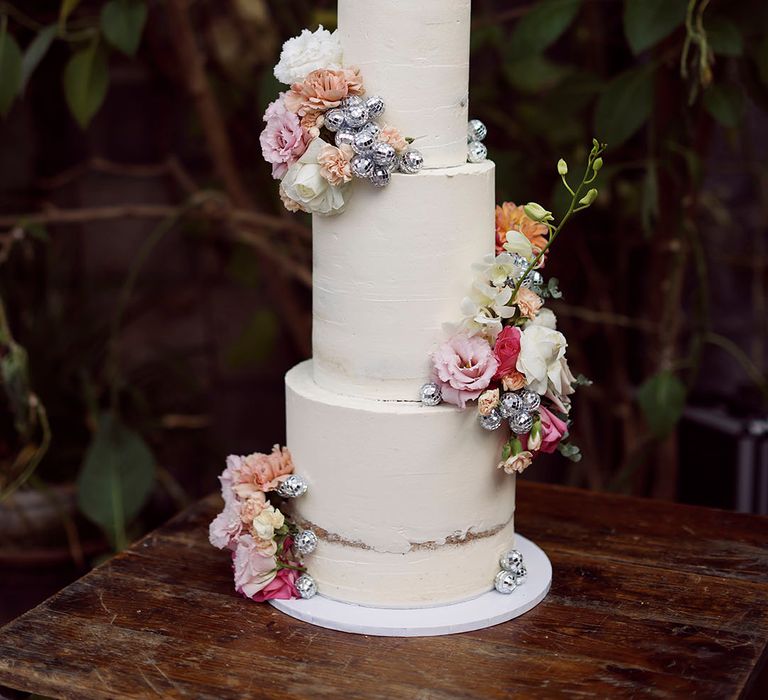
[313,160,495,401]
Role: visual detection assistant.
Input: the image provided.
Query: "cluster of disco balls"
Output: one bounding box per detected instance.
[276,474,319,600]
[324,95,424,188]
[494,549,527,594]
[467,118,488,163]
[498,253,545,294]
[479,388,541,436]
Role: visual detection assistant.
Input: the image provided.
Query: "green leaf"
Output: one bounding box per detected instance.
[60,0,83,25]
[0,25,23,116]
[225,309,278,370]
[505,55,570,93]
[77,413,156,547]
[705,17,743,57]
[21,25,57,92]
[100,0,148,56]
[594,65,654,146]
[507,0,582,61]
[557,442,582,462]
[63,44,109,128]
[623,0,686,54]
[704,83,744,127]
[637,371,686,438]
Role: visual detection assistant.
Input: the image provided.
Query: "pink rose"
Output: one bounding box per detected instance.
[251,567,300,602]
[493,326,522,380]
[233,535,278,599]
[538,406,568,454]
[232,445,295,498]
[432,334,499,408]
[209,500,243,550]
[260,95,310,180]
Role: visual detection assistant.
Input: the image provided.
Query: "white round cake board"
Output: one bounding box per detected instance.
[269,534,551,637]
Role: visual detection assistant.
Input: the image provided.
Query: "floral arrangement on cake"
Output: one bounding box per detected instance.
[422,140,607,474]
[260,26,426,216]
[208,445,319,601]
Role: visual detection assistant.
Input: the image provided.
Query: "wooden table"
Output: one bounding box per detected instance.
[1,482,767,699]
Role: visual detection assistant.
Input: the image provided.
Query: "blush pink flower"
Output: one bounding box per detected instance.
[239,492,267,524]
[284,67,364,116]
[379,125,408,153]
[538,406,568,454]
[233,535,278,599]
[492,326,522,380]
[497,451,534,475]
[232,445,295,498]
[318,143,354,185]
[514,288,543,319]
[432,334,499,408]
[209,500,243,550]
[251,567,300,602]
[260,94,310,180]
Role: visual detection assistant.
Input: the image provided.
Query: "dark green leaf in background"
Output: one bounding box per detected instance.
[507,0,582,61]
[21,25,57,92]
[704,83,745,127]
[100,0,148,56]
[594,65,654,146]
[705,17,744,57]
[77,412,156,546]
[505,55,570,93]
[637,371,686,438]
[63,44,109,128]
[623,0,687,55]
[60,0,83,26]
[225,309,278,370]
[0,24,23,116]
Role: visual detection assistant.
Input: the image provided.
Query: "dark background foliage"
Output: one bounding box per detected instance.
[1,0,767,622]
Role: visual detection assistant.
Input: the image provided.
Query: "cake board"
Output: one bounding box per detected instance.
[269,534,551,637]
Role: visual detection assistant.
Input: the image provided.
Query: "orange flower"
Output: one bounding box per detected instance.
[514,287,543,319]
[501,371,527,391]
[495,202,549,260]
[285,67,365,116]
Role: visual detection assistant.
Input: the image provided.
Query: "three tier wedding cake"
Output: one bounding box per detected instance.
[210,0,602,617]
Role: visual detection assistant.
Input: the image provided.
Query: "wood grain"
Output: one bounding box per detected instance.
[0,482,766,699]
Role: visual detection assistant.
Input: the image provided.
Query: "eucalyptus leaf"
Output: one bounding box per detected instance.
[63,44,109,128]
[558,442,582,462]
[0,27,23,116]
[21,25,57,92]
[77,412,156,546]
[507,0,582,61]
[704,83,744,128]
[100,0,148,56]
[594,65,654,146]
[637,371,686,439]
[623,0,686,55]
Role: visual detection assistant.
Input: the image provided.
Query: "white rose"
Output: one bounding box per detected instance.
[281,139,351,216]
[252,504,285,541]
[526,308,557,330]
[516,325,569,395]
[274,26,343,85]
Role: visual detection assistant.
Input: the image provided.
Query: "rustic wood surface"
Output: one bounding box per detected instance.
[0,482,767,699]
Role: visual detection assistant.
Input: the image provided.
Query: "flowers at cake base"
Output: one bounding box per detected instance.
[209,445,309,602]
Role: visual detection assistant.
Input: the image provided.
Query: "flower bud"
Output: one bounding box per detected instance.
[592,157,603,172]
[557,159,568,176]
[528,418,543,452]
[510,438,523,456]
[524,202,552,222]
[579,188,598,206]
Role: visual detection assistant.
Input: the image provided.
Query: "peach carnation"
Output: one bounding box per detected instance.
[379,125,408,154]
[284,67,364,116]
[232,445,295,497]
[501,371,527,392]
[498,451,534,475]
[318,143,354,186]
[300,111,325,139]
[478,389,500,416]
[514,287,543,319]
[495,202,549,259]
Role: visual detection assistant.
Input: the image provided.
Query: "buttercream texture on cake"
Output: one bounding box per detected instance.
[338,0,471,168]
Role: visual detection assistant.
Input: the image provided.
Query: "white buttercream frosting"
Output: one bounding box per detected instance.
[313,161,495,401]
[286,361,516,607]
[338,0,471,168]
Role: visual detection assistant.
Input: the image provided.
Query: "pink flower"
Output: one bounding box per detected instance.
[492,326,522,380]
[251,567,300,602]
[260,94,310,180]
[233,535,278,599]
[538,406,568,454]
[232,445,295,498]
[318,143,354,186]
[379,125,408,153]
[514,288,543,319]
[284,67,365,116]
[209,500,243,550]
[239,492,267,524]
[497,451,534,475]
[432,334,499,408]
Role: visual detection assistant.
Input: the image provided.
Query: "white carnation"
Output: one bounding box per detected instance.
[274,26,343,85]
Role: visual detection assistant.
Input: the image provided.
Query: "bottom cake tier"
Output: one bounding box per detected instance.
[285,360,517,608]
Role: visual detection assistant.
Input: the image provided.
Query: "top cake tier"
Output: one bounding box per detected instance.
[337,0,471,169]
